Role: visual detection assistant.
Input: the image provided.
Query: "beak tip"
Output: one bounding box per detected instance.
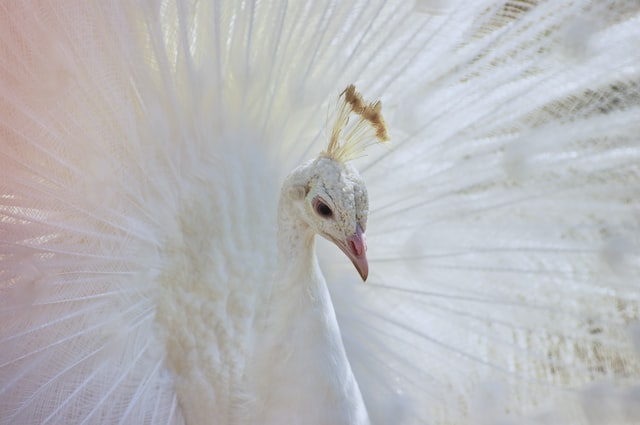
[335,225,369,283]
[355,261,368,282]
[345,250,369,283]
[358,269,369,283]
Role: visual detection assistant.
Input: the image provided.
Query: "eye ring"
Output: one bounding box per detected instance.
[313,198,333,218]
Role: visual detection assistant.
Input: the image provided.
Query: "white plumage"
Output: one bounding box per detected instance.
[1,1,640,424]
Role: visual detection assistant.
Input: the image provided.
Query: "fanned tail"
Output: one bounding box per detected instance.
[1,1,639,425]
[328,2,640,424]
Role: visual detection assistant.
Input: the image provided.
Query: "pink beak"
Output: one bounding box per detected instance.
[337,223,368,281]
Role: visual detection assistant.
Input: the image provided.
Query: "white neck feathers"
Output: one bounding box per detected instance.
[245,183,369,425]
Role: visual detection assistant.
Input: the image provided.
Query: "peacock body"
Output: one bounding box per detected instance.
[1,1,640,424]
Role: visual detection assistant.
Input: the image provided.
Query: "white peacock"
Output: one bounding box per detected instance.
[1,1,640,425]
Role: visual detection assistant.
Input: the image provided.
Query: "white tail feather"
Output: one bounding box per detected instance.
[1,1,639,424]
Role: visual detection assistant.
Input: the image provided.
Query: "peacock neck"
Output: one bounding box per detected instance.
[276,198,317,281]
[246,189,369,425]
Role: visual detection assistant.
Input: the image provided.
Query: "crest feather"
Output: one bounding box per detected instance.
[323,85,389,162]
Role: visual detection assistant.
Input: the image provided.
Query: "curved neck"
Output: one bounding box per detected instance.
[276,198,317,284]
[247,187,369,425]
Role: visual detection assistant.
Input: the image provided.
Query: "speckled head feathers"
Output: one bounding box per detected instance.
[322,85,389,163]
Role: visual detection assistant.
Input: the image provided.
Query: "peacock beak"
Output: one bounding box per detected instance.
[338,223,368,282]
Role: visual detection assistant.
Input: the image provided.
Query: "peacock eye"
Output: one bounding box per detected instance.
[313,198,333,218]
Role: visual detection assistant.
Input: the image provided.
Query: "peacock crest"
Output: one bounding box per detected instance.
[323,84,389,162]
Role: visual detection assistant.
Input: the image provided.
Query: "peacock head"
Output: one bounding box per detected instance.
[285,156,370,280]
[283,85,388,282]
